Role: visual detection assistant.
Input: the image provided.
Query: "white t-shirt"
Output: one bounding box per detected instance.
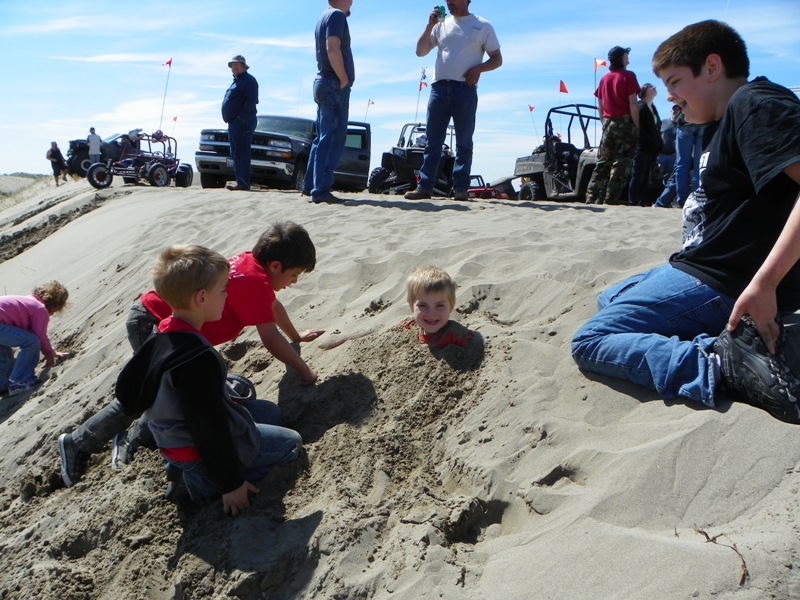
[429,14,500,83]
[87,133,102,154]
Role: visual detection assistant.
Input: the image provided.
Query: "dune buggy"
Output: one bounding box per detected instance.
[86,129,193,190]
[368,123,454,196]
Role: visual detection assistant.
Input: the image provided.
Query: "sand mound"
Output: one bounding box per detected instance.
[0,180,799,599]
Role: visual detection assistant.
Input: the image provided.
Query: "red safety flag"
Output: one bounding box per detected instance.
[594,58,607,72]
[419,81,428,91]
[172,116,178,122]
[528,105,535,112]
[162,58,172,67]
[559,80,569,94]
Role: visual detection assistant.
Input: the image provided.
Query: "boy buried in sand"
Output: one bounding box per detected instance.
[403,267,473,349]
[63,245,302,516]
[59,222,321,486]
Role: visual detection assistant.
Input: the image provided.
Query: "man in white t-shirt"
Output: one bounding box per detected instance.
[87,127,102,165]
[405,0,502,201]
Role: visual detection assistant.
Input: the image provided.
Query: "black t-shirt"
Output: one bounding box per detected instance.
[670,77,800,311]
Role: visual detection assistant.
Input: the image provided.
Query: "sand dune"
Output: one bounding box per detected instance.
[0,177,798,599]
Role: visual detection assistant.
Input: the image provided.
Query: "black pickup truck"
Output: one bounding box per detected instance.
[195,115,371,191]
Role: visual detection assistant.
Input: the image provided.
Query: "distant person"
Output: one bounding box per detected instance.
[405,0,502,202]
[401,266,473,349]
[61,246,303,515]
[304,0,355,205]
[222,55,258,192]
[0,281,69,396]
[627,83,662,206]
[46,142,68,186]
[653,104,680,203]
[57,222,322,486]
[87,127,102,165]
[585,46,641,205]
[653,108,707,208]
[572,20,800,424]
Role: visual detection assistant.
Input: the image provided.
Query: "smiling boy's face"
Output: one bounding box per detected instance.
[413,290,453,334]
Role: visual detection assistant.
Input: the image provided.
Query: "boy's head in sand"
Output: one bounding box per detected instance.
[152,245,230,328]
[253,221,316,292]
[406,267,456,335]
[652,20,749,125]
[33,281,69,315]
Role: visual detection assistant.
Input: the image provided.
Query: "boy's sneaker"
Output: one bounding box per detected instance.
[110,432,135,471]
[714,315,800,424]
[58,433,90,487]
[7,378,42,396]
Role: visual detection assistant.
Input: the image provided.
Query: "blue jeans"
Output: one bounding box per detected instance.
[418,80,478,193]
[571,264,736,407]
[0,323,41,388]
[674,124,704,205]
[229,114,257,188]
[174,408,302,501]
[305,77,351,200]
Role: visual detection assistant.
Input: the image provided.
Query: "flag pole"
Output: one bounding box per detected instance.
[415,67,428,123]
[528,106,539,142]
[159,58,172,130]
[364,99,373,121]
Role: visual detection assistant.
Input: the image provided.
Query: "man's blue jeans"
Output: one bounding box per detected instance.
[571,264,735,407]
[0,323,41,388]
[674,124,704,205]
[229,114,257,189]
[305,77,351,200]
[418,80,478,193]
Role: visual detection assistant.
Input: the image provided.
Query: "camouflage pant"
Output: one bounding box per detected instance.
[586,116,638,204]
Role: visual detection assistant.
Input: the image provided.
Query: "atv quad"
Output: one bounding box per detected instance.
[368,123,455,196]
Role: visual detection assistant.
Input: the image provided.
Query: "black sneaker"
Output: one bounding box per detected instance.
[58,433,90,487]
[110,432,135,471]
[714,315,800,424]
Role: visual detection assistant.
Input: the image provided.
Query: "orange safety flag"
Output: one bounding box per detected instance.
[594,58,607,72]
[419,81,428,91]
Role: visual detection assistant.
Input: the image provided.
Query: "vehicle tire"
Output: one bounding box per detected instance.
[291,160,307,192]
[71,152,92,177]
[147,164,169,187]
[368,167,390,194]
[200,172,227,189]
[175,164,194,188]
[87,163,113,189]
[520,181,546,201]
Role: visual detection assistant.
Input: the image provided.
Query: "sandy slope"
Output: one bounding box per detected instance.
[0,177,798,600]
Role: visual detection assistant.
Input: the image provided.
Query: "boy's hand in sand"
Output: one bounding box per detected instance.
[298,329,325,343]
[298,364,318,386]
[223,481,259,516]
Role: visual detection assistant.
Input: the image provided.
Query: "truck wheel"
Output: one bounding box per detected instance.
[200,172,226,189]
[368,167,390,194]
[87,163,113,189]
[175,164,194,188]
[292,161,307,192]
[147,164,169,187]
[71,152,92,177]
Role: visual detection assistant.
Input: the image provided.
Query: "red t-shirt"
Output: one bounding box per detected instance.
[595,69,640,118]
[141,251,276,346]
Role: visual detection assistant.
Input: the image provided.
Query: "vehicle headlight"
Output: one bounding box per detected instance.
[271,140,292,150]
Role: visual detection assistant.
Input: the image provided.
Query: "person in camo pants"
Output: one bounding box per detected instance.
[585,45,641,205]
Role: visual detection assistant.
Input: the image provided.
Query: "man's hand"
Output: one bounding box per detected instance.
[728,281,779,354]
[222,481,259,516]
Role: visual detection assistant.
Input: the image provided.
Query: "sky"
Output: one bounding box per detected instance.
[2,1,799,183]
